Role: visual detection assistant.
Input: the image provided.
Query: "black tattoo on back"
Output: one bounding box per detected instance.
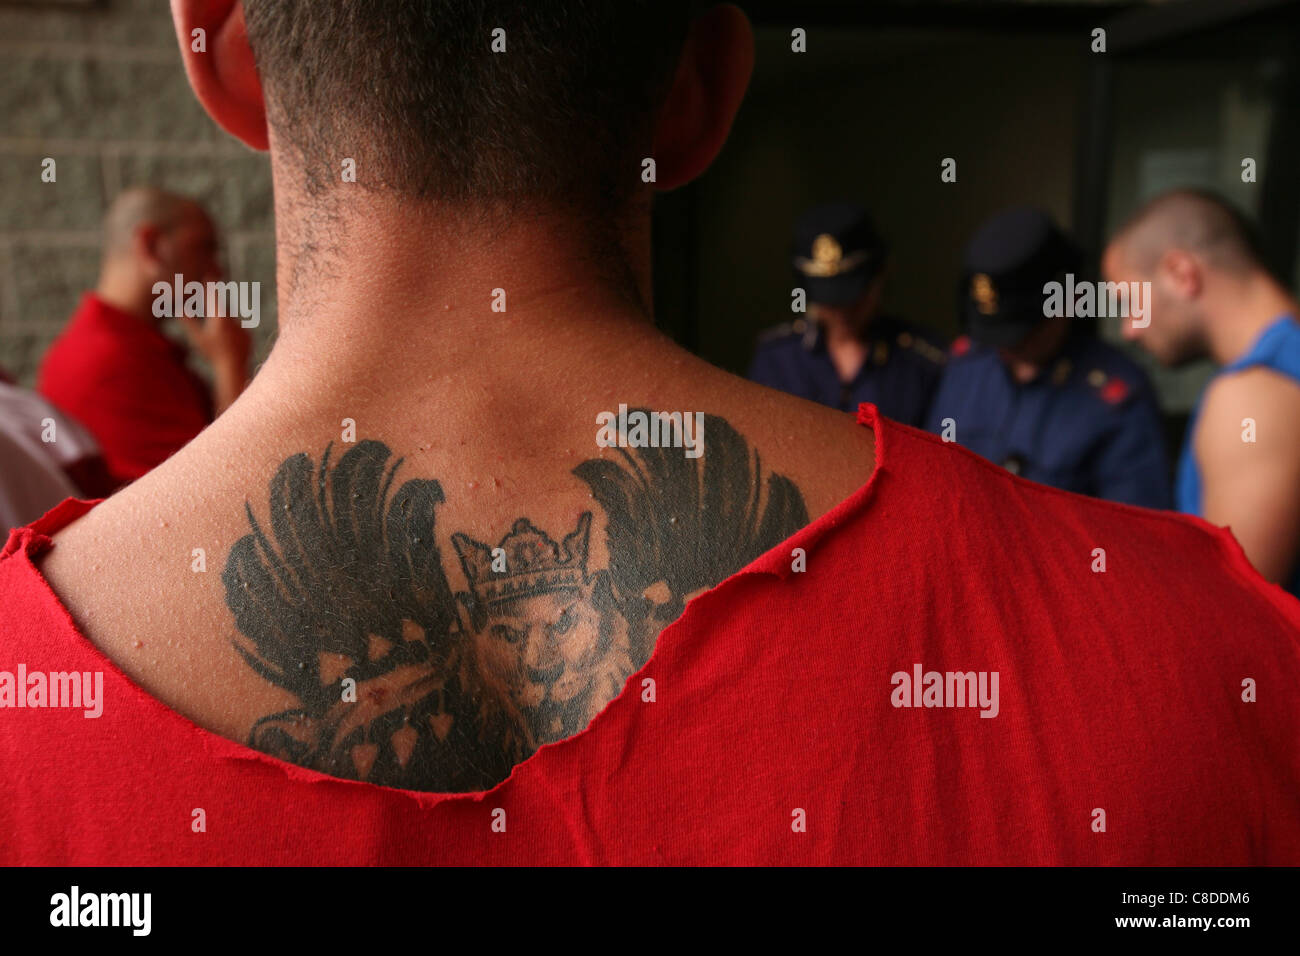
[223,411,808,792]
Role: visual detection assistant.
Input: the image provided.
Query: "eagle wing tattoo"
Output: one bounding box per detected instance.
[223,412,808,792]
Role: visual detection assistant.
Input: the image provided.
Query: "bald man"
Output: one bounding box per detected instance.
[37,187,251,486]
[1103,189,1300,596]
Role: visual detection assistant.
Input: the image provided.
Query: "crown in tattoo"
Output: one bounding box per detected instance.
[452,514,592,606]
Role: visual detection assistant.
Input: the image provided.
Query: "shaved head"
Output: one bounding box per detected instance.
[102,186,205,260]
[1103,189,1285,367]
[95,187,223,312]
[1111,189,1263,276]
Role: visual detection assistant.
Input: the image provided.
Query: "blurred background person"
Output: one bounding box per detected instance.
[1104,189,1300,595]
[1,338,114,533]
[0,371,110,534]
[925,206,1170,509]
[747,202,947,425]
[0,429,77,537]
[36,187,251,487]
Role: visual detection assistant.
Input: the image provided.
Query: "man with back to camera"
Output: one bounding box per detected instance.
[748,202,947,425]
[1,1,1298,865]
[1103,188,1300,596]
[924,207,1171,509]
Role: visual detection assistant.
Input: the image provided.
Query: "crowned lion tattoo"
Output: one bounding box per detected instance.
[452,515,635,750]
[223,411,807,792]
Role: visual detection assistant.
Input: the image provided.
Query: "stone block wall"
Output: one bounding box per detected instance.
[0,0,276,386]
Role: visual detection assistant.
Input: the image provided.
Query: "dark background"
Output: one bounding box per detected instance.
[651,0,1300,437]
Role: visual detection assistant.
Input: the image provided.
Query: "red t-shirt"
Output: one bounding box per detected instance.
[37,293,212,484]
[1,406,1298,864]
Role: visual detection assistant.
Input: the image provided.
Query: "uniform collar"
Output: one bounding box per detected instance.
[1003,324,1092,387]
[801,318,822,352]
[804,314,898,353]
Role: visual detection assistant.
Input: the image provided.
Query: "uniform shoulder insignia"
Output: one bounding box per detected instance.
[1086,368,1131,405]
[1099,377,1130,405]
[758,319,806,344]
[896,331,948,365]
[951,334,972,358]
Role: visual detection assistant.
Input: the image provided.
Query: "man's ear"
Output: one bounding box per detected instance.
[134,224,167,275]
[652,4,754,192]
[169,0,268,150]
[1161,249,1203,299]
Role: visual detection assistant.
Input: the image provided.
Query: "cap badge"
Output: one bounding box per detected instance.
[796,233,869,278]
[971,273,998,315]
[814,233,841,264]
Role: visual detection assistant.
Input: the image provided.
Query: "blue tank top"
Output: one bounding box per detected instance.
[1176,314,1300,597]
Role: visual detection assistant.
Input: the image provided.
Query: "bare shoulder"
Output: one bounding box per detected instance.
[1202,364,1300,409]
[1197,365,1300,459]
[680,359,878,509]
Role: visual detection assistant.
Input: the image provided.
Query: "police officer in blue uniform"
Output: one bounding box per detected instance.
[924,207,1172,509]
[748,203,947,425]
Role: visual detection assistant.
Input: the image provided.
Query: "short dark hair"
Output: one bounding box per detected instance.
[1114,188,1265,276]
[244,1,691,215]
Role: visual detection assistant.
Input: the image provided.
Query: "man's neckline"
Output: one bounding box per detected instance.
[8,404,886,803]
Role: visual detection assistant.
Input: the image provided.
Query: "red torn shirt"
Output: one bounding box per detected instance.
[1,406,1299,865]
[37,293,212,485]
